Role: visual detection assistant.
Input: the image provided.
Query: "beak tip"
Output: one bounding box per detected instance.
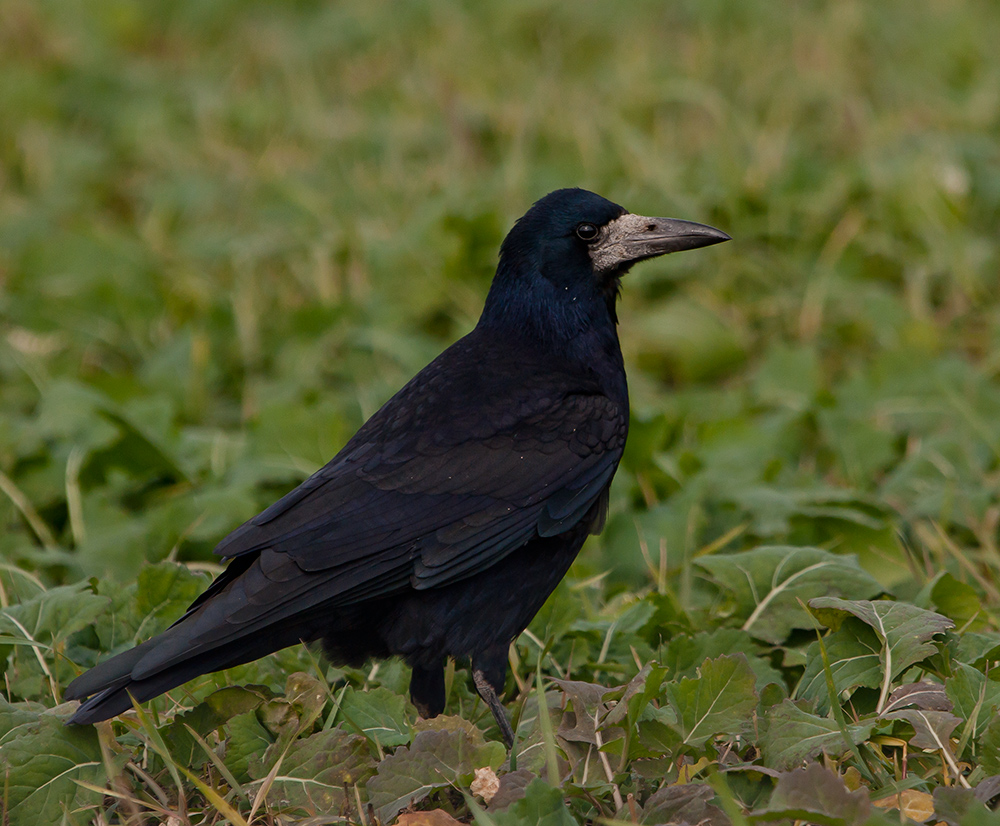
[684,224,732,251]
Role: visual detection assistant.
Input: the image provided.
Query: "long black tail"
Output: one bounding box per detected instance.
[65,553,320,724]
[64,622,310,724]
[65,633,280,723]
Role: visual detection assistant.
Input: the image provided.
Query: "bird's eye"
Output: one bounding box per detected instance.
[575,222,599,242]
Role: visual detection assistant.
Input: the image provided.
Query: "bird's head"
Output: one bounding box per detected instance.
[483,188,729,336]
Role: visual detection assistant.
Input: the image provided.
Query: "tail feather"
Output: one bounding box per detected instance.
[65,552,327,725]
[66,626,313,724]
[66,643,247,724]
[65,639,158,702]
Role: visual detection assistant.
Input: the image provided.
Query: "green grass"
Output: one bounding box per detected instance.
[2,0,1000,823]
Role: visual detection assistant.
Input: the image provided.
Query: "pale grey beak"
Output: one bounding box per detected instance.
[590,213,730,272]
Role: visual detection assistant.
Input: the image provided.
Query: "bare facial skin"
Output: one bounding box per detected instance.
[588,212,730,274]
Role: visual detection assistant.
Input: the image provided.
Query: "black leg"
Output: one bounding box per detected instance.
[472,647,515,749]
[409,662,446,719]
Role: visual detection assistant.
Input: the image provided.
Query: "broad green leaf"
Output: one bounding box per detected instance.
[282,671,330,733]
[133,561,210,622]
[28,379,118,451]
[882,682,952,714]
[945,663,1000,740]
[1,583,109,699]
[0,697,38,744]
[570,598,657,670]
[882,709,962,751]
[663,653,758,749]
[553,679,613,745]
[164,684,271,765]
[931,786,994,826]
[339,685,411,748]
[955,632,1000,667]
[601,662,669,729]
[796,619,882,712]
[725,487,887,537]
[809,598,954,707]
[761,700,875,770]
[249,727,374,813]
[637,707,683,756]
[696,546,882,644]
[981,717,1000,775]
[932,573,991,633]
[484,778,577,826]
[368,716,506,822]
[750,763,871,826]
[631,297,746,383]
[224,710,274,783]
[817,407,898,487]
[663,628,785,690]
[635,783,729,826]
[253,671,331,750]
[0,582,108,645]
[0,698,105,826]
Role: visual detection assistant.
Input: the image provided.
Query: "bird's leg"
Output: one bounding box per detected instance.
[409,662,446,719]
[473,667,515,750]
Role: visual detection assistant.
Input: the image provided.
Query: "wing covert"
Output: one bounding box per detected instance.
[214,382,626,598]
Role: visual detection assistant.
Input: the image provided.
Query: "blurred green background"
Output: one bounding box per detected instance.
[1,0,999,594]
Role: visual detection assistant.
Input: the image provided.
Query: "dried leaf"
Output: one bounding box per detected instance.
[471,766,500,804]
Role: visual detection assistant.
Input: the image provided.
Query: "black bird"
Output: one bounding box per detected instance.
[66,189,729,745]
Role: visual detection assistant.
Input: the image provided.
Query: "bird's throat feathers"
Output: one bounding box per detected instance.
[479,260,622,351]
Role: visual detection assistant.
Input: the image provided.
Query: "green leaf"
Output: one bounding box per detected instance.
[932,573,990,633]
[281,671,330,733]
[882,709,962,751]
[945,663,1000,740]
[726,487,887,537]
[632,297,746,383]
[553,679,613,745]
[339,685,411,748]
[250,727,374,813]
[817,407,898,487]
[882,682,952,714]
[224,710,275,783]
[955,632,1000,667]
[0,582,108,646]
[696,546,882,644]
[368,716,506,822]
[809,598,954,708]
[751,344,821,411]
[635,782,729,826]
[637,707,683,756]
[663,653,758,749]
[485,778,577,826]
[164,684,271,765]
[0,698,105,826]
[750,763,871,826]
[601,662,669,730]
[796,619,882,712]
[931,786,996,826]
[980,716,1000,775]
[761,700,875,771]
[663,628,785,690]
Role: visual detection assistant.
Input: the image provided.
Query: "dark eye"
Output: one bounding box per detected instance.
[575,222,599,241]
